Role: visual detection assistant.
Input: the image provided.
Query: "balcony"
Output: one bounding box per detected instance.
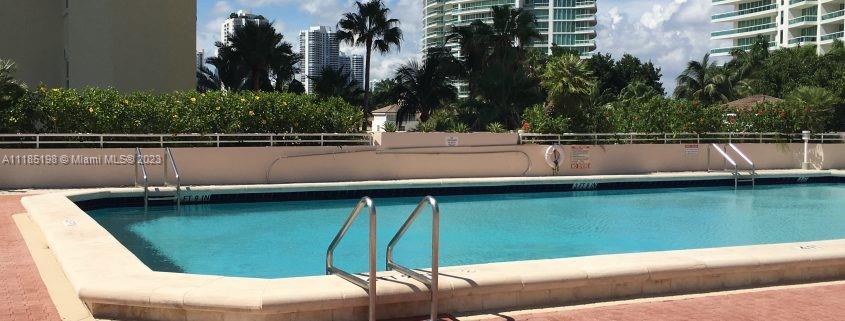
[788,35,818,44]
[821,31,844,41]
[573,0,597,8]
[789,15,818,24]
[789,0,818,8]
[822,10,844,21]
[710,41,777,54]
[711,4,777,22]
[711,23,776,38]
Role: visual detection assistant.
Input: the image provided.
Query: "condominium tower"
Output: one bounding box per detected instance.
[298,26,340,92]
[0,0,196,92]
[422,0,598,56]
[711,0,845,56]
[221,10,269,45]
[339,53,366,89]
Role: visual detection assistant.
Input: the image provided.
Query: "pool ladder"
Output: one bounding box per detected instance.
[134,147,182,209]
[709,143,756,189]
[326,196,441,321]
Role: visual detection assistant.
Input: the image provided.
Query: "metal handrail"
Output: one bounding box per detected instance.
[728,143,756,187]
[728,143,755,171]
[326,197,377,321]
[386,196,440,321]
[164,147,181,207]
[134,147,149,209]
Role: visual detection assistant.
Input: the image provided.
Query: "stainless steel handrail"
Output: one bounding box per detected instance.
[728,143,756,187]
[710,143,741,188]
[164,147,182,207]
[134,147,149,209]
[326,197,377,321]
[386,196,440,321]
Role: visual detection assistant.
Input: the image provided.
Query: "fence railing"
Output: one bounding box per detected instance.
[518,132,845,145]
[1,132,843,148]
[0,133,373,148]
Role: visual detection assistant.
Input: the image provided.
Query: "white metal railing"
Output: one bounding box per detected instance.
[519,132,845,145]
[1,132,843,148]
[0,133,373,148]
[163,147,181,207]
[386,196,440,321]
[326,197,377,321]
[133,147,149,209]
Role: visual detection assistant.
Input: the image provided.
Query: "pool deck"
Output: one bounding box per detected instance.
[6,169,845,320]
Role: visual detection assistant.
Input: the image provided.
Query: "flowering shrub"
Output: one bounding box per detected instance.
[0,87,363,133]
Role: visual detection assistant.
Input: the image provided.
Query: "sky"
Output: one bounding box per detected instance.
[197,0,716,93]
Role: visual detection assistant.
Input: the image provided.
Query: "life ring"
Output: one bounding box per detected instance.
[544,145,565,169]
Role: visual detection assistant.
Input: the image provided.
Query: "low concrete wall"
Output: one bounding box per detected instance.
[2,143,844,189]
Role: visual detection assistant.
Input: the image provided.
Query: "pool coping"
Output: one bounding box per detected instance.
[22,169,845,320]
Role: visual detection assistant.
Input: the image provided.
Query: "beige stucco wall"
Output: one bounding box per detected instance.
[0,0,65,88]
[0,0,196,92]
[1,143,844,189]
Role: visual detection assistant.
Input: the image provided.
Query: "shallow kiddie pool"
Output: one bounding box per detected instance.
[86,183,845,278]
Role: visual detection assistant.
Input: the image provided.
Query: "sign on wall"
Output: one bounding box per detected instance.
[684,144,700,157]
[570,146,591,169]
[445,136,459,147]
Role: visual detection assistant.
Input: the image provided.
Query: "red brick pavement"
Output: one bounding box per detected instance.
[472,282,845,321]
[0,195,59,321]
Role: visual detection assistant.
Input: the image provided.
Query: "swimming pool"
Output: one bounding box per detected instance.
[88,183,845,279]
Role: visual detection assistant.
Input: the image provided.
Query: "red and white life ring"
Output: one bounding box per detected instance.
[544,145,565,169]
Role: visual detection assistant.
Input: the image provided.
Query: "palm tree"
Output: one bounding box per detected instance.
[393,52,458,124]
[0,59,27,107]
[370,78,400,107]
[311,66,364,104]
[541,54,595,115]
[787,86,840,132]
[674,53,734,105]
[337,0,403,130]
[211,21,299,91]
[196,64,222,92]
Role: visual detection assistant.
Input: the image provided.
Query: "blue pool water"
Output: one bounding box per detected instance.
[88,184,845,279]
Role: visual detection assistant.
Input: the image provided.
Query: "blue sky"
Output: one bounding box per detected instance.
[197,0,715,92]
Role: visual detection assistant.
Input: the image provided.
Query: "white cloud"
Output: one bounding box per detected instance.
[212,1,233,15]
[596,0,712,94]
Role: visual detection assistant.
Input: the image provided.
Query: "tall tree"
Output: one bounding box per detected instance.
[196,64,222,92]
[674,53,733,105]
[311,66,364,104]
[393,50,458,124]
[541,54,595,115]
[370,78,400,107]
[446,6,544,128]
[210,21,299,91]
[337,0,403,130]
[0,59,27,109]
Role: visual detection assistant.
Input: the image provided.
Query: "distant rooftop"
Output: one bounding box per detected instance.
[726,95,784,110]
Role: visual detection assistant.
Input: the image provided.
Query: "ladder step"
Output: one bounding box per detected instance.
[148,196,177,201]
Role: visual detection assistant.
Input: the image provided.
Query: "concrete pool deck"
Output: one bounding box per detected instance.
[12,169,845,321]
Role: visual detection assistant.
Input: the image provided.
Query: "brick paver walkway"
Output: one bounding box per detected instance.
[0,195,60,321]
[469,282,845,321]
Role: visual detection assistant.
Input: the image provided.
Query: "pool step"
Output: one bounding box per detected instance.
[146,187,181,205]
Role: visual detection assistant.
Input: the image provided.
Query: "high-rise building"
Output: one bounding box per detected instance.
[339,53,366,89]
[298,26,340,93]
[221,10,269,45]
[196,50,206,69]
[422,0,597,56]
[0,0,196,92]
[710,0,844,56]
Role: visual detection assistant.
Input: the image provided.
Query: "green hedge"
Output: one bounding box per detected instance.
[1,88,363,133]
[522,95,837,134]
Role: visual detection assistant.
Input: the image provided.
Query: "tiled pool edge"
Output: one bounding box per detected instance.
[23,170,845,321]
